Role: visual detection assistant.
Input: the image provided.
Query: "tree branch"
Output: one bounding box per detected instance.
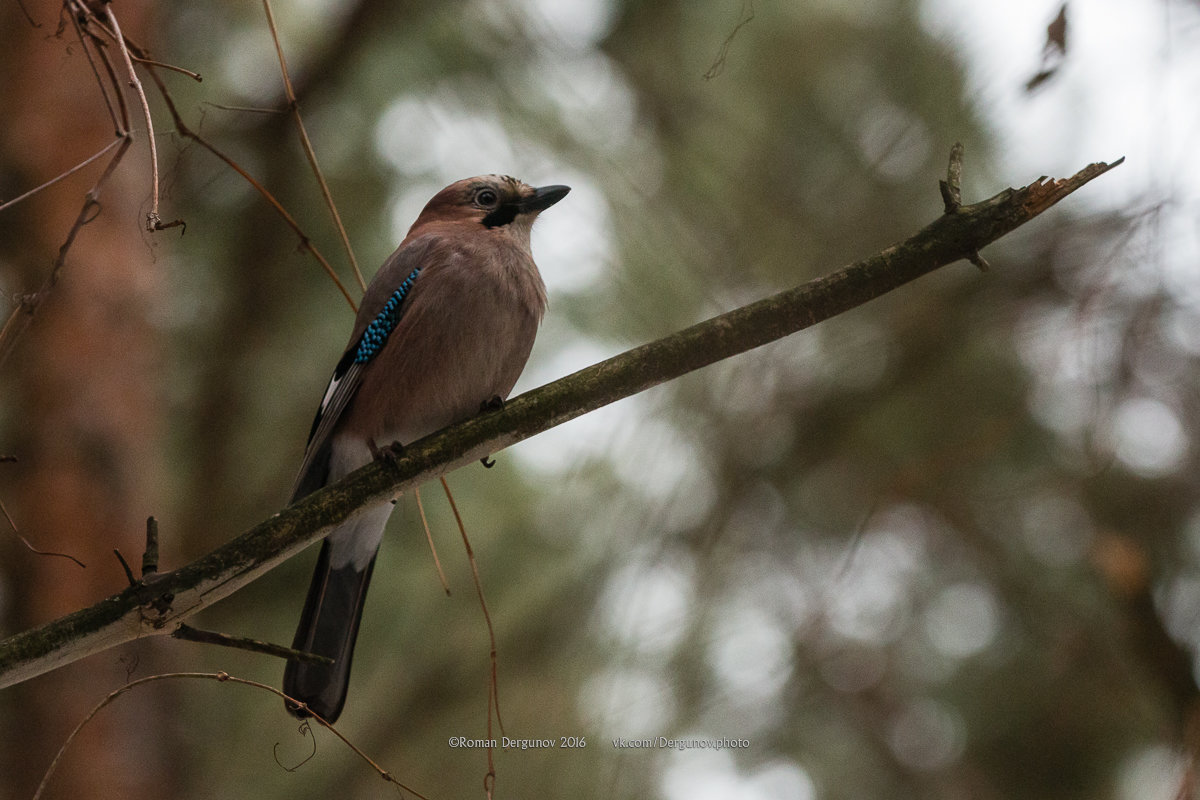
[0,152,1123,691]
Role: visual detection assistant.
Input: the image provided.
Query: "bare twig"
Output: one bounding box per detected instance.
[703,0,754,80]
[440,475,504,793]
[104,7,164,232]
[414,487,452,595]
[0,135,133,370]
[939,141,964,212]
[32,671,428,800]
[65,5,125,135]
[15,0,38,27]
[0,498,86,569]
[203,102,288,115]
[262,0,365,292]
[172,624,333,665]
[113,549,137,585]
[936,143,989,270]
[129,55,202,82]
[0,137,124,215]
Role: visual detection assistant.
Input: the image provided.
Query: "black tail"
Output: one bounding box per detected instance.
[283,540,377,722]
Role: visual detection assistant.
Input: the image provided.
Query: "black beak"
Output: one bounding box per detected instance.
[520,184,571,214]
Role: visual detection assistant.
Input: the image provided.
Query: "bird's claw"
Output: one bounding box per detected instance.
[476,397,505,466]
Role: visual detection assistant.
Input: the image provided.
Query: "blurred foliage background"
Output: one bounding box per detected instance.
[1,0,1199,798]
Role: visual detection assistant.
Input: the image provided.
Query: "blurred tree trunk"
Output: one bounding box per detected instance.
[0,2,174,798]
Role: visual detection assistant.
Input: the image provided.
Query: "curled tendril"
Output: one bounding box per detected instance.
[273,719,317,772]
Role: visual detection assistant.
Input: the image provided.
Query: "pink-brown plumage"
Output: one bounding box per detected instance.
[283,175,567,721]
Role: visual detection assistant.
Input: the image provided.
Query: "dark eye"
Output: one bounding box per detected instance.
[475,188,499,208]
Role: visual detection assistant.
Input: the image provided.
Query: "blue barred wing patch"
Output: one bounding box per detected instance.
[354,267,422,364]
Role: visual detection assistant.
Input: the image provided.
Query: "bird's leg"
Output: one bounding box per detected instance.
[478,396,504,468]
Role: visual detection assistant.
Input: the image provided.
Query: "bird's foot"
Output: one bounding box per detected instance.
[476,397,504,468]
[368,437,405,465]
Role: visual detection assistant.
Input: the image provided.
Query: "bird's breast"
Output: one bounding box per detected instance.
[340,250,544,449]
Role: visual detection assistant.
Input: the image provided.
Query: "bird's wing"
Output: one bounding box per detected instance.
[289,350,362,502]
[290,257,426,503]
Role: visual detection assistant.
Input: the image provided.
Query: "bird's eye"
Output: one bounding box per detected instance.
[475,188,499,208]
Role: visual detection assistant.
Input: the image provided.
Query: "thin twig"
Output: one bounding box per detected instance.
[939,141,965,212]
[104,7,162,231]
[936,142,988,270]
[129,55,202,82]
[440,475,504,794]
[172,624,333,665]
[0,136,133,370]
[203,102,289,115]
[66,5,124,134]
[703,0,754,80]
[46,138,132,287]
[15,0,38,27]
[113,549,137,585]
[261,0,365,292]
[414,487,451,595]
[0,137,124,214]
[32,671,428,800]
[0,498,86,568]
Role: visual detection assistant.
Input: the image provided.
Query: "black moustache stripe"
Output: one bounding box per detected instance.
[481,203,519,228]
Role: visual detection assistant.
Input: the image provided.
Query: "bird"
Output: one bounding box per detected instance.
[282,175,569,722]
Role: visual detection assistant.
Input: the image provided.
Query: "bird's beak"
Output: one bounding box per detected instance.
[519,184,571,214]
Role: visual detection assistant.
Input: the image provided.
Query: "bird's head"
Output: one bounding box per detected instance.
[408,175,570,245]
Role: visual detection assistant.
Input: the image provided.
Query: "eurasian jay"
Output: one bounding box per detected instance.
[283,175,569,721]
